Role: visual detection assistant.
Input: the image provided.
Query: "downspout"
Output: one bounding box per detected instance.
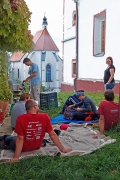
[74,0,79,91]
[62,0,65,82]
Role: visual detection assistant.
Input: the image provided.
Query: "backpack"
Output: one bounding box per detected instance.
[64,107,77,120]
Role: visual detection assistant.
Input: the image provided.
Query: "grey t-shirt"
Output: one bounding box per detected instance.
[11,101,27,128]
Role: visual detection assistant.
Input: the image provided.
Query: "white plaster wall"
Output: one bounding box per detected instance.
[12,61,21,80]
[63,39,76,84]
[11,50,62,89]
[78,0,120,81]
[11,54,29,82]
[63,0,76,85]
[43,51,62,89]
[64,0,76,39]
[20,53,29,81]
[28,51,62,89]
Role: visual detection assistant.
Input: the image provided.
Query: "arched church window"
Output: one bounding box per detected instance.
[46,64,51,82]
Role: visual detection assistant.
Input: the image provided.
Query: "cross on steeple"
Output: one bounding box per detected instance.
[42,14,48,29]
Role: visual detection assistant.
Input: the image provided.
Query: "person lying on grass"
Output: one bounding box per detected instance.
[93,89,119,138]
[1,99,71,162]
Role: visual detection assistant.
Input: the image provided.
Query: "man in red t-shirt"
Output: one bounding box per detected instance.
[9,99,71,162]
[93,89,119,138]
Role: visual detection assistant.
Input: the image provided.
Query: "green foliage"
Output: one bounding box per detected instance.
[0,0,33,52]
[0,92,120,179]
[40,84,46,92]
[0,51,12,101]
[15,79,30,93]
[0,0,33,101]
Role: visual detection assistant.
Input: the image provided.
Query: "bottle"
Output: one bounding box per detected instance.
[0,109,3,124]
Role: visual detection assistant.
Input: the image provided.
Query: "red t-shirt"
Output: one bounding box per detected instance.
[15,113,53,152]
[98,100,119,130]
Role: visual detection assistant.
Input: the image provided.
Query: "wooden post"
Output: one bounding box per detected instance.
[118,81,120,124]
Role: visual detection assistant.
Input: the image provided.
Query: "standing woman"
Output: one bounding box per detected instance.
[104,57,115,90]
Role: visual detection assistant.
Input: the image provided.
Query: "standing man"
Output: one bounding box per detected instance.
[23,58,41,106]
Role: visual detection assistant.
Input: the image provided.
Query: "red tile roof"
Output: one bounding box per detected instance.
[33,30,42,44]
[34,28,59,51]
[10,51,24,62]
[10,28,59,61]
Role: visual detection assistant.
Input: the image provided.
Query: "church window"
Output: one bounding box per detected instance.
[46,64,51,82]
[93,10,106,57]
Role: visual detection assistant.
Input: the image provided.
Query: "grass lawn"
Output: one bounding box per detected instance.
[0,91,120,180]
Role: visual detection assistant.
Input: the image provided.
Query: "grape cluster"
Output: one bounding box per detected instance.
[10,0,21,12]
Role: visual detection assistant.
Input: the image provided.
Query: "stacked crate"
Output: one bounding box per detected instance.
[40,92,58,110]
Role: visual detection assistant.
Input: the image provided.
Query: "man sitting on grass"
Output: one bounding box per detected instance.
[93,89,119,138]
[0,99,71,162]
[60,90,84,114]
[68,91,99,120]
[11,93,30,130]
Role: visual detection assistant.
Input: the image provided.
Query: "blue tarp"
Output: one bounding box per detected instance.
[51,115,99,124]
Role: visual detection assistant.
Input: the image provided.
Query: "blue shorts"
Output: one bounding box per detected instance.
[104,82,115,90]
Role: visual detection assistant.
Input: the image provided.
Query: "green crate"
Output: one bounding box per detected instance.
[40,92,58,110]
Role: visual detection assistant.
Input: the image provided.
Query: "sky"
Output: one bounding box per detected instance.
[25,0,63,56]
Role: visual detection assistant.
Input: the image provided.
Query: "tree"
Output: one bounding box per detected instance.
[0,0,33,101]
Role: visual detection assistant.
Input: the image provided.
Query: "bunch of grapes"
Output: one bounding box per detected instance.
[10,0,21,12]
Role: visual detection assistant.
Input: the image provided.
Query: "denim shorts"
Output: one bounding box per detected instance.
[104,82,115,90]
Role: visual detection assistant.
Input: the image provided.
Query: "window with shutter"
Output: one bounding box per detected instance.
[93,10,106,57]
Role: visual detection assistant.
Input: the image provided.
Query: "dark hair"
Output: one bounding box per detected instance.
[106,56,113,65]
[25,99,36,111]
[23,58,31,64]
[20,93,30,101]
[104,89,114,101]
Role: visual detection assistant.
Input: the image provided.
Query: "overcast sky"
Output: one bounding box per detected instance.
[25,0,63,56]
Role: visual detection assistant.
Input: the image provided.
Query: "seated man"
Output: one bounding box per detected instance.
[93,89,119,138]
[69,91,99,120]
[2,99,71,162]
[60,90,84,114]
[11,93,30,130]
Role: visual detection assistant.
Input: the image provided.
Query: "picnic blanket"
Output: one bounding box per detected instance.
[0,124,116,162]
[51,115,99,124]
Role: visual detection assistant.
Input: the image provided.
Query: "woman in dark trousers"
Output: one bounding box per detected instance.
[104,56,115,90]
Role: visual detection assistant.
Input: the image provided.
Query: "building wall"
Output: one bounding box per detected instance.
[62,0,120,93]
[29,51,62,89]
[78,0,120,81]
[63,39,76,84]
[62,0,76,86]
[11,50,62,89]
[61,79,119,95]
[12,61,21,80]
[64,0,76,40]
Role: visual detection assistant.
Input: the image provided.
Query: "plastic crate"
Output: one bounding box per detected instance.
[40,92,58,110]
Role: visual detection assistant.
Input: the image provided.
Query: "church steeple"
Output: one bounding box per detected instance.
[42,16,48,29]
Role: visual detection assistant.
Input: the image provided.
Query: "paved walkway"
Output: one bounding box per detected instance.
[0,117,12,135]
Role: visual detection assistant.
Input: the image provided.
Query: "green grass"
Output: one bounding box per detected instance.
[0,91,120,180]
